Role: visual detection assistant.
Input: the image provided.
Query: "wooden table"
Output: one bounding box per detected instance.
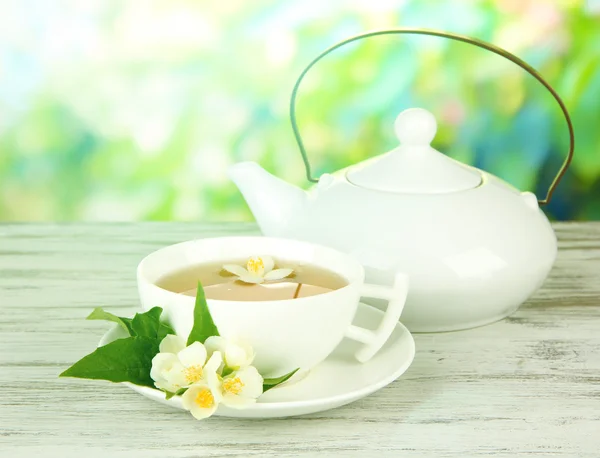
[1,223,599,457]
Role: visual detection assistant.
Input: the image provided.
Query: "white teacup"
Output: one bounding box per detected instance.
[137,236,409,378]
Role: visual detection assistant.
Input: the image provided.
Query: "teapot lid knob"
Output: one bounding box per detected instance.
[394,108,437,146]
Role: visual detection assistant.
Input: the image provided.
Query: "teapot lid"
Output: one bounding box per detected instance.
[346,108,482,193]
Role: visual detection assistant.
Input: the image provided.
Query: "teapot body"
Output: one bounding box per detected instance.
[261,172,556,332]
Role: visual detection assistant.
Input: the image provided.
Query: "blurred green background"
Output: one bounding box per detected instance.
[1,0,599,221]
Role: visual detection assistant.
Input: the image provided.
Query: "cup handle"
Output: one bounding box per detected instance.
[344,272,409,363]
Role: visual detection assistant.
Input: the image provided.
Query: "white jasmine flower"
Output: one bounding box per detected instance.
[205,336,254,371]
[181,382,220,420]
[150,336,222,392]
[223,255,293,284]
[158,334,186,354]
[210,366,264,409]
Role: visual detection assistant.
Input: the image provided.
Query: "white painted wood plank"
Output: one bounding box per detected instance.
[0,223,599,457]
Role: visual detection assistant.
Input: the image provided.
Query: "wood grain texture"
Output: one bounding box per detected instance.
[1,222,599,458]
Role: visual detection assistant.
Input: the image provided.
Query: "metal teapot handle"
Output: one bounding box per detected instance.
[289,28,574,205]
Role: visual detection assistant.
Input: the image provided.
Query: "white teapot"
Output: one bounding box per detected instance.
[229,30,574,332]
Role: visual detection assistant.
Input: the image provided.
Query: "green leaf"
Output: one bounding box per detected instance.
[262,368,299,392]
[131,307,175,341]
[87,308,134,335]
[187,282,220,345]
[59,337,157,388]
[164,388,187,400]
[221,367,234,377]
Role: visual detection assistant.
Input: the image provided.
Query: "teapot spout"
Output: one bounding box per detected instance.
[229,162,306,237]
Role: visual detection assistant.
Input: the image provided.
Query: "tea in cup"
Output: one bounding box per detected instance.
[137,236,409,377]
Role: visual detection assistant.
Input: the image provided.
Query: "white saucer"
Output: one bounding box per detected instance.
[99,303,415,418]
